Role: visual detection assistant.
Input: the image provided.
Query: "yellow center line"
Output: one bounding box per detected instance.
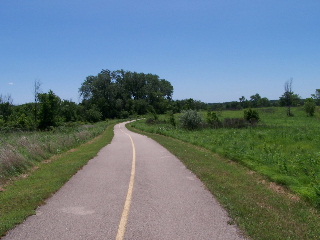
[116,124,136,240]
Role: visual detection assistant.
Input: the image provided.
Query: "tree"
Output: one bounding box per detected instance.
[79,69,174,118]
[183,98,196,110]
[279,79,300,116]
[33,80,41,122]
[250,93,262,108]
[311,89,320,106]
[304,98,316,117]
[259,97,271,107]
[0,94,13,122]
[83,104,102,123]
[38,90,61,129]
[239,96,249,108]
[60,100,79,122]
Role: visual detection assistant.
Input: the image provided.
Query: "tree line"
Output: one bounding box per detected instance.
[0,69,176,130]
[0,72,319,131]
[210,85,319,114]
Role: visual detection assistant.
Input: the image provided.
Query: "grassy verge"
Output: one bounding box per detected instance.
[127,123,320,240]
[0,122,111,184]
[0,120,119,237]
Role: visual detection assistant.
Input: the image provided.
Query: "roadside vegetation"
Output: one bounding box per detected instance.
[128,108,320,239]
[0,120,119,237]
[131,107,320,208]
[1,68,320,239]
[0,121,113,185]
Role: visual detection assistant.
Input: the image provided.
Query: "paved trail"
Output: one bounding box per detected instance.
[3,122,247,240]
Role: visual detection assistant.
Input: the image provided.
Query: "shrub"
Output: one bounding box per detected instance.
[146,118,157,124]
[244,109,260,124]
[206,111,222,128]
[180,110,203,130]
[84,108,102,123]
[304,98,316,117]
[120,111,130,119]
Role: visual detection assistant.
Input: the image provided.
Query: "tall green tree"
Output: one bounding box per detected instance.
[79,69,174,118]
[239,96,249,108]
[250,93,262,108]
[0,94,13,122]
[38,90,61,129]
[279,79,301,116]
[60,100,79,122]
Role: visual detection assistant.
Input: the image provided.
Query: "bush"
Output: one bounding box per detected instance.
[206,111,222,128]
[180,110,203,130]
[244,109,260,124]
[304,98,316,117]
[84,108,102,123]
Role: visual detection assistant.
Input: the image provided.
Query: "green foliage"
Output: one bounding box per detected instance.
[83,105,102,123]
[38,90,62,129]
[60,100,79,122]
[128,124,320,240]
[206,111,221,128]
[79,69,174,118]
[244,108,260,124]
[311,89,320,106]
[304,98,316,117]
[179,110,203,130]
[167,111,176,127]
[0,121,112,183]
[249,93,262,108]
[131,107,320,208]
[0,95,13,122]
[279,79,301,116]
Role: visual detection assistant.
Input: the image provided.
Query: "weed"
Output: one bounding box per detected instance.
[131,107,320,208]
[128,123,320,240]
[0,121,110,184]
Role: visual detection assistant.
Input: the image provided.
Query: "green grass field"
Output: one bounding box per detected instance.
[131,107,320,207]
[128,108,320,239]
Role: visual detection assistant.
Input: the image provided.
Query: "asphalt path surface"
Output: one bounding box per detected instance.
[3,122,247,240]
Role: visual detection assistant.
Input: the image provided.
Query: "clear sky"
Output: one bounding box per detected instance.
[1,0,319,104]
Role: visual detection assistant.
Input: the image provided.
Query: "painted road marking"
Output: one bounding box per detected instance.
[116,124,136,240]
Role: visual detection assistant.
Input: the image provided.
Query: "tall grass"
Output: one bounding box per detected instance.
[0,122,110,184]
[128,124,320,240]
[132,107,320,207]
[0,121,118,237]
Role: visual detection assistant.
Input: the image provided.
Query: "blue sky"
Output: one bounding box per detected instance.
[1,0,319,104]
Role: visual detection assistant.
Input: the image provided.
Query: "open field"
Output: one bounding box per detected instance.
[131,107,320,207]
[130,108,320,207]
[128,110,320,240]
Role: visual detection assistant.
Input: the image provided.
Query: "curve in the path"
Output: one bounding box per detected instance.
[2,122,247,240]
